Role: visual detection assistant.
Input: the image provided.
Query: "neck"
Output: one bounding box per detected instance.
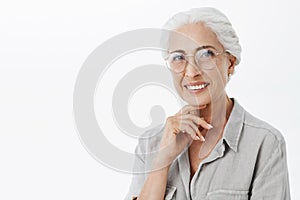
[200,94,233,129]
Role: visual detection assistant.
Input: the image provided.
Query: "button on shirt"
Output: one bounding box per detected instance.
[125,98,291,200]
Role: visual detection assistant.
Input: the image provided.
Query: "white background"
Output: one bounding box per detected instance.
[1,0,299,199]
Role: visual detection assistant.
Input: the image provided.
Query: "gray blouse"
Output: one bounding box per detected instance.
[125,98,291,200]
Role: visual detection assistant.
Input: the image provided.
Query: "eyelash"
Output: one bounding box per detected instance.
[173,55,185,61]
[202,50,215,57]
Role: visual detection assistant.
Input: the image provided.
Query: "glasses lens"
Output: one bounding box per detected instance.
[166,52,186,72]
[195,48,218,70]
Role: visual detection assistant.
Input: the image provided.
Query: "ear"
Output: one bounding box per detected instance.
[227,54,236,75]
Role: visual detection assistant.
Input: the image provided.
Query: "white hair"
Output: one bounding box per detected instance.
[161,7,242,65]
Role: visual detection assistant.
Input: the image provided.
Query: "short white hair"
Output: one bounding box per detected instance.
[161,7,242,65]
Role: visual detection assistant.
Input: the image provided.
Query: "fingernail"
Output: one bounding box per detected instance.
[201,136,205,141]
[207,124,213,129]
[195,136,201,140]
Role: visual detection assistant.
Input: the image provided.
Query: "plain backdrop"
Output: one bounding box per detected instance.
[0,0,299,199]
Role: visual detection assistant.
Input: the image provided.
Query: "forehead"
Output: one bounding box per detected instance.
[168,22,223,52]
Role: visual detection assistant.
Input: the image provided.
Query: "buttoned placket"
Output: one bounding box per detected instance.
[178,138,227,200]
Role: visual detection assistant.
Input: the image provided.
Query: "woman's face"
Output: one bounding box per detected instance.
[167,22,236,106]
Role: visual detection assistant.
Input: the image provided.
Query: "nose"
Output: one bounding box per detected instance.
[184,59,203,78]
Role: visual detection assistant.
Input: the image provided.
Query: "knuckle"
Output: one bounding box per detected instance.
[166,116,174,123]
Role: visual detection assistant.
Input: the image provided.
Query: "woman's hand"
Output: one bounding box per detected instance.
[156,104,213,168]
[138,105,213,200]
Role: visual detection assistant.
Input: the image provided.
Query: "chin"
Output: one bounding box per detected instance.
[183,95,211,106]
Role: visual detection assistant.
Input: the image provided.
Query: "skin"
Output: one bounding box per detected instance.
[138,22,237,200]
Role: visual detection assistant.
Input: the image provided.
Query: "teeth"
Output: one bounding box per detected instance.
[187,83,208,90]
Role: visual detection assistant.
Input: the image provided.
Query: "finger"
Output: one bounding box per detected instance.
[180,119,205,141]
[178,122,202,141]
[179,114,213,130]
[181,104,206,114]
[175,104,207,116]
[188,109,200,116]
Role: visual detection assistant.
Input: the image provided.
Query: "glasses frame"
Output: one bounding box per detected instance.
[164,45,229,73]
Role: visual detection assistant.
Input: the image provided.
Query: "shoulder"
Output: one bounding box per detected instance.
[238,107,290,186]
[230,98,287,161]
[230,98,287,154]
[243,109,286,145]
[238,107,287,164]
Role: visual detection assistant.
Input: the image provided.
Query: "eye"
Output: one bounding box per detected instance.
[197,49,216,59]
[170,53,185,62]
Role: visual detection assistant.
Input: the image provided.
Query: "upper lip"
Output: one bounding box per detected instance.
[184,81,209,87]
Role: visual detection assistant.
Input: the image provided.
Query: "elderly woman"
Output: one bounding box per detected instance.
[125,7,291,200]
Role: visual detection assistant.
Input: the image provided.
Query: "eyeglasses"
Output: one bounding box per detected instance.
[164,46,227,73]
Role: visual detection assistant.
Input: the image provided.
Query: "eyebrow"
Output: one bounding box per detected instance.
[169,45,217,54]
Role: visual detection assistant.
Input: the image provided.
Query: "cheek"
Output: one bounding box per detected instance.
[172,72,182,83]
[172,73,184,92]
[207,68,228,91]
[215,60,229,84]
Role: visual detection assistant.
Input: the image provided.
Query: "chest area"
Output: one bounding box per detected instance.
[188,143,204,177]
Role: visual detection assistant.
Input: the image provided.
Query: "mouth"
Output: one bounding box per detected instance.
[184,81,210,94]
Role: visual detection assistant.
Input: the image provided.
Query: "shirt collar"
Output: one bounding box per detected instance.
[222,98,245,153]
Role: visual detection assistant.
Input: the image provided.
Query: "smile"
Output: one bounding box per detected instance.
[186,83,209,90]
[184,82,210,94]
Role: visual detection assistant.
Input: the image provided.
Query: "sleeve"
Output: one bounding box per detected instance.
[124,140,147,200]
[250,138,291,200]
